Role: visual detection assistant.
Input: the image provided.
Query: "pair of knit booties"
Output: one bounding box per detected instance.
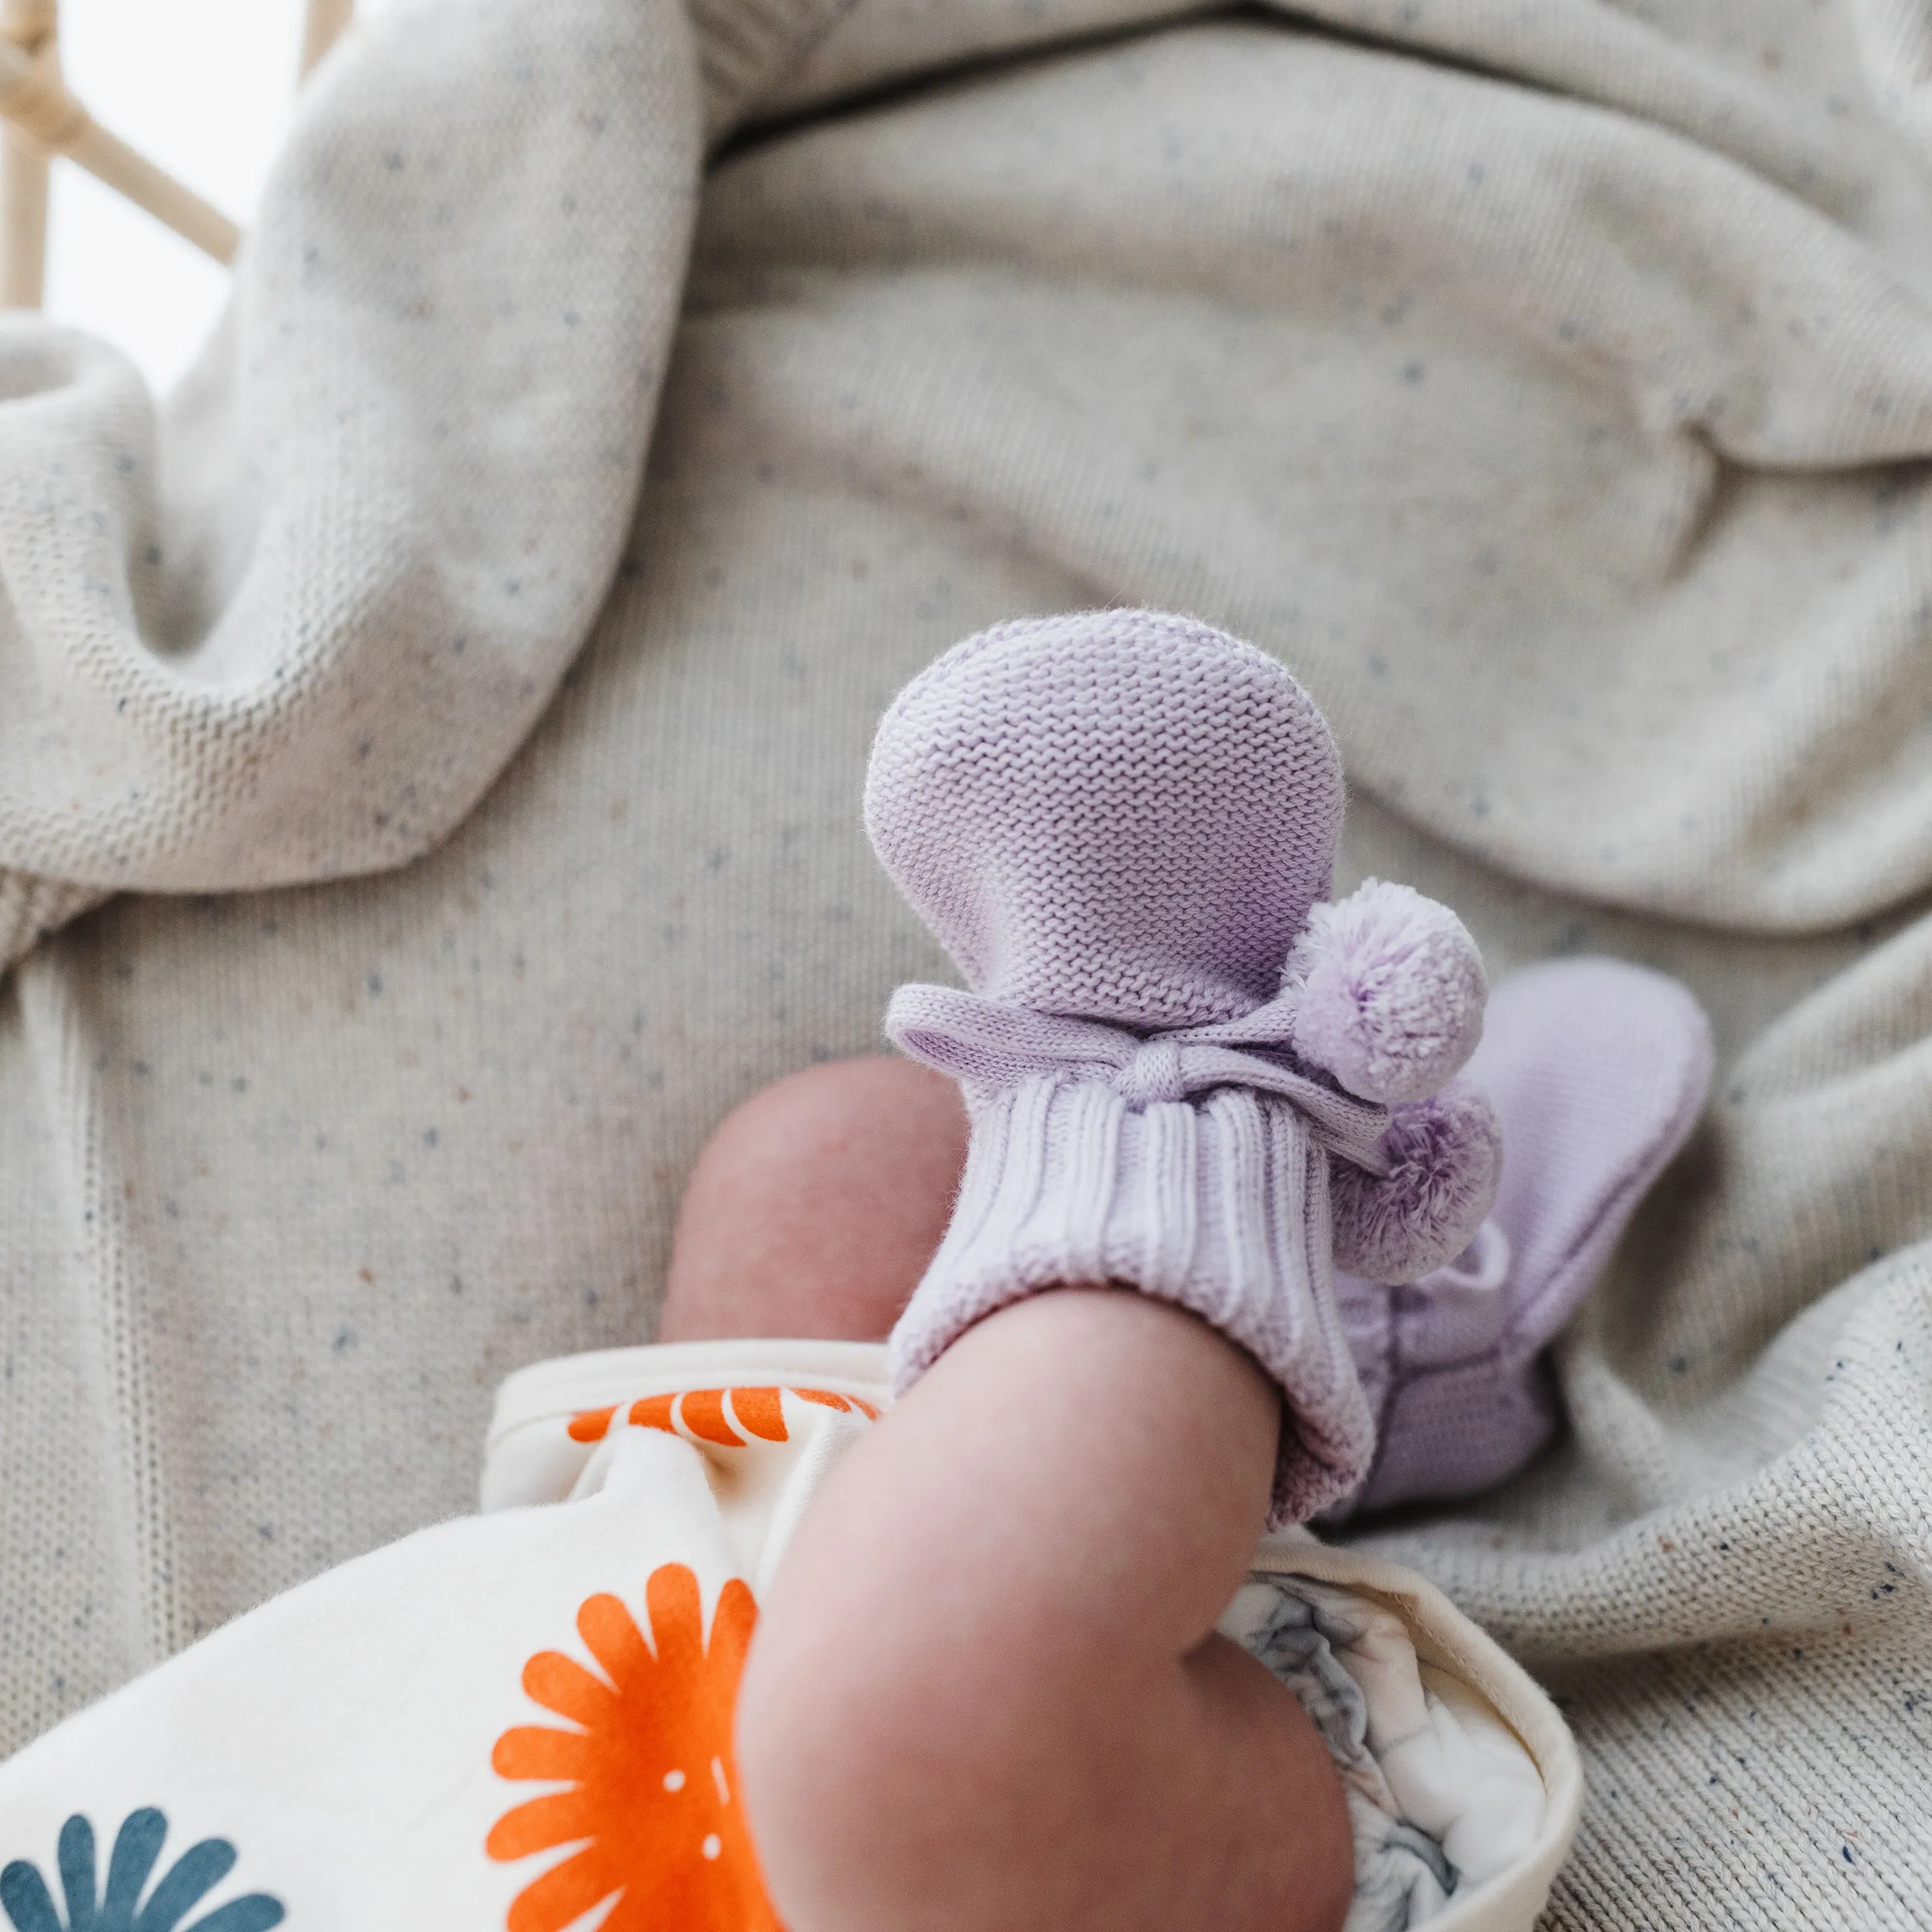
[866,612,1710,1522]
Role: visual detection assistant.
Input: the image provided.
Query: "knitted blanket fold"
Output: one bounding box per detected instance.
[0,0,705,960]
[3,3,1932,1927]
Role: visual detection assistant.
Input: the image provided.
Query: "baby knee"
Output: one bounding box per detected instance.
[737,1579,983,1932]
[660,1055,967,1343]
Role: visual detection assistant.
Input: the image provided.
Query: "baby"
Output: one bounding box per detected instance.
[650,612,1666,1932]
[0,610,1705,1932]
[663,1049,1365,1932]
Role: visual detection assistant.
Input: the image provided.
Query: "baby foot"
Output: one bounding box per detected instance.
[866,610,1498,1519]
[1333,957,1712,1516]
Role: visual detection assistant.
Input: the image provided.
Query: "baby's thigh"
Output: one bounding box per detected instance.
[658,1056,967,1344]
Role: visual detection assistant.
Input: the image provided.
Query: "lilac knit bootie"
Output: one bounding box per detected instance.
[1331,957,1713,1519]
[866,610,1501,1520]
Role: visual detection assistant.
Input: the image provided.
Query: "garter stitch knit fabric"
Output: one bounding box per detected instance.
[867,611,1486,1520]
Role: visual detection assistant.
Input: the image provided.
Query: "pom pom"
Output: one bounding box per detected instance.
[1286,879,1487,1104]
[1331,1080,1502,1284]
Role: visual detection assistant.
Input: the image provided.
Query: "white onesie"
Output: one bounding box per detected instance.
[0,1339,1578,1932]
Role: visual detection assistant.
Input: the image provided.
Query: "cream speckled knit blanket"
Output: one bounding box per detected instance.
[3,1,1930,1923]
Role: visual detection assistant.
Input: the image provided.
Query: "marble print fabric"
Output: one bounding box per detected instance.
[1229,1576,1460,1931]
[1227,1573,1549,1931]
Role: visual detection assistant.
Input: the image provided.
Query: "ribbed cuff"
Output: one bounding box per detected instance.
[887,1074,1376,1524]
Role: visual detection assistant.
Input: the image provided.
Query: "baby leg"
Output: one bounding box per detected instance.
[660,1057,1353,1932]
[658,1055,969,1344]
[736,1289,1355,1932]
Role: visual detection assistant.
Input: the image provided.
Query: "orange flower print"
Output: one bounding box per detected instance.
[567,1386,880,1447]
[489,1564,782,1932]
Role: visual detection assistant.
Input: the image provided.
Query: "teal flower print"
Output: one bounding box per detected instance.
[0,1810,283,1932]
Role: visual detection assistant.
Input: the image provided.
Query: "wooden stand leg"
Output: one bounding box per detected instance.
[0,0,54,309]
[300,0,355,81]
[0,16,240,267]
[0,0,269,293]
[1,130,47,308]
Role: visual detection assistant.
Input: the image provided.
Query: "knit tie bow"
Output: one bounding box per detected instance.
[885,983,1392,1174]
